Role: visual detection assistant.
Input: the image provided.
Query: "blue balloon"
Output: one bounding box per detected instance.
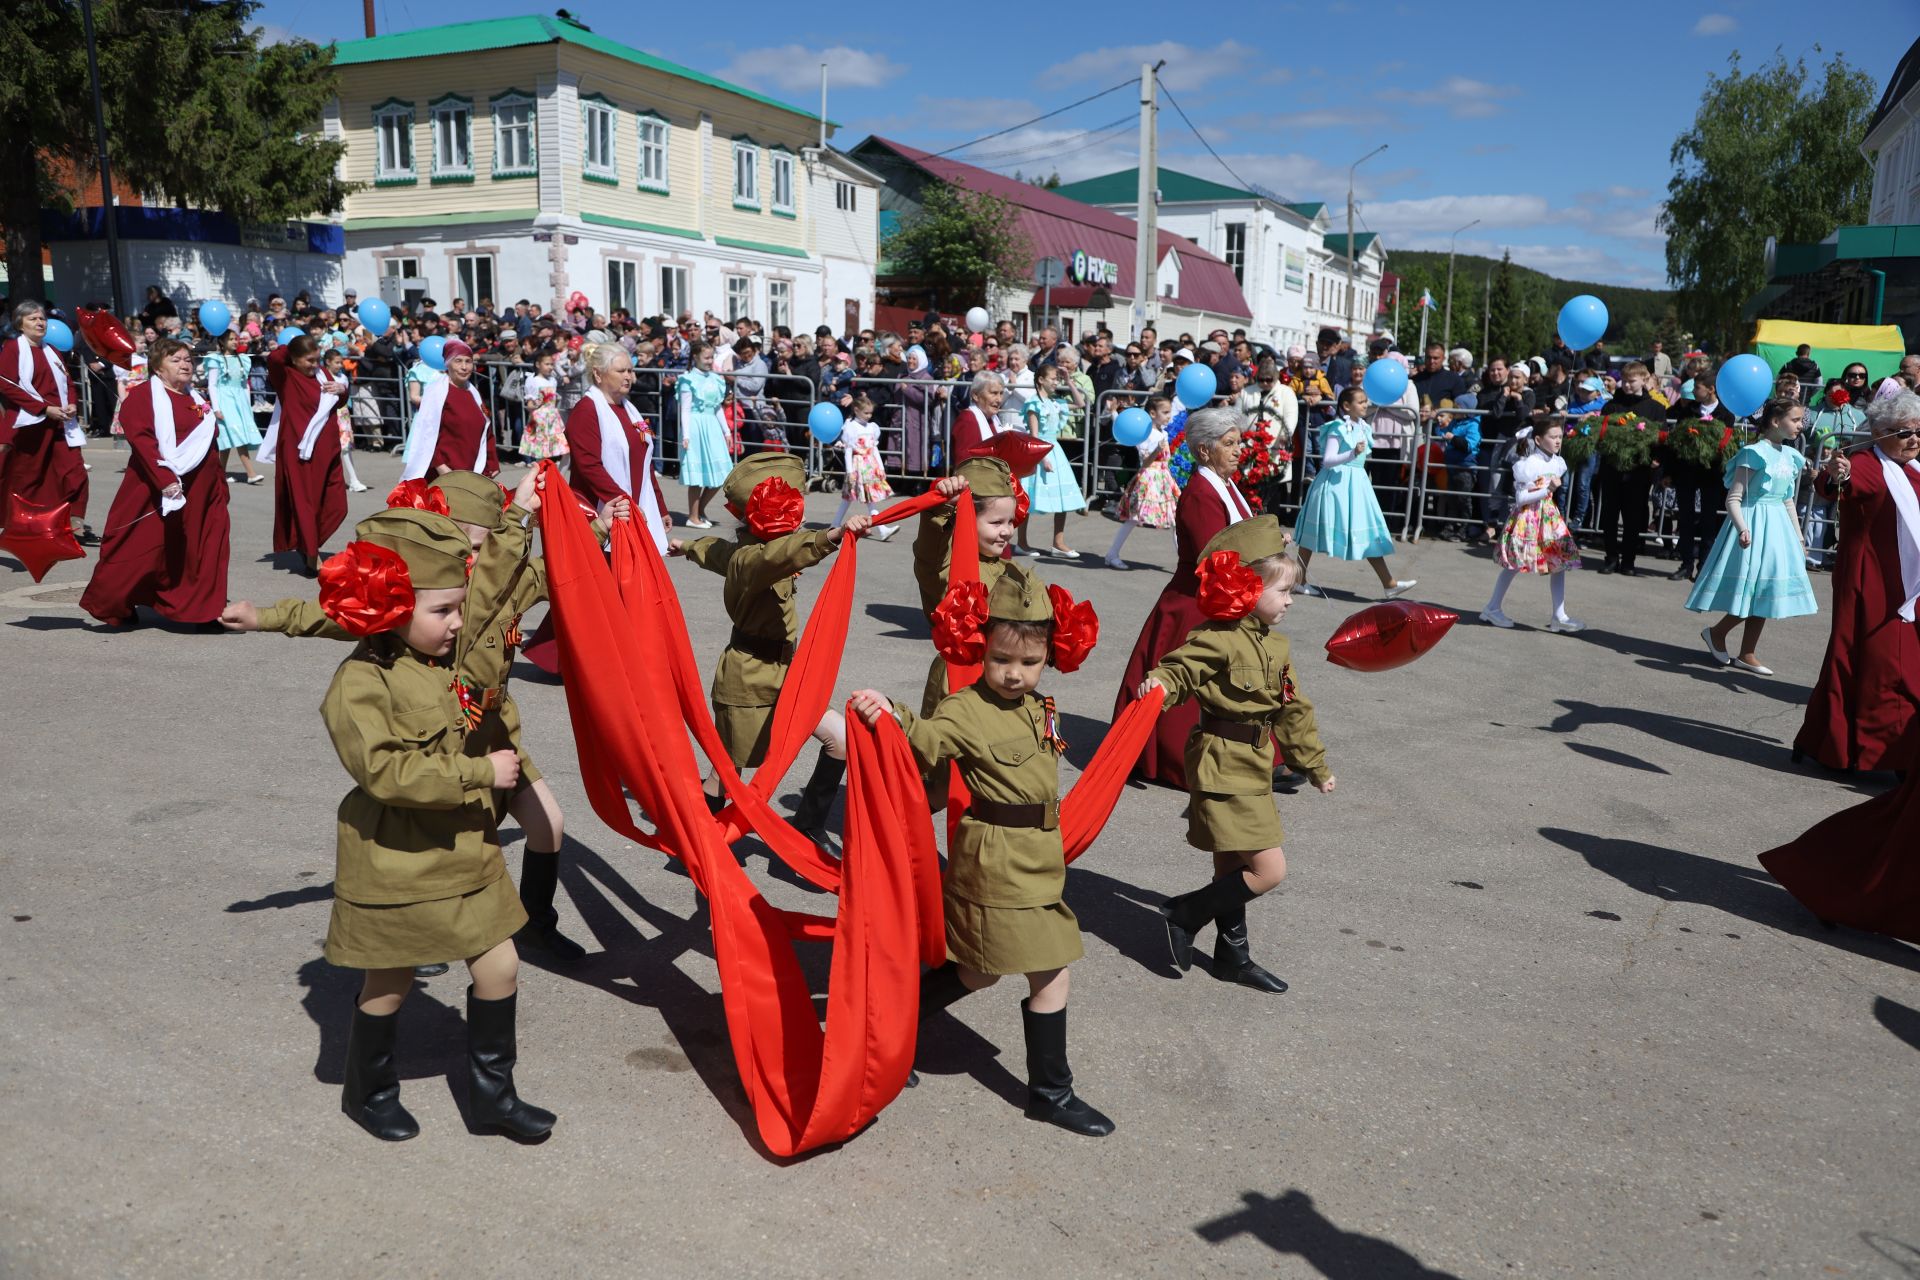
[807,400,845,444]
[419,335,447,371]
[1717,354,1772,419]
[1174,363,1217,409]
[1557,294,1609,350]
[198,300,231,338]
[1113,406,1152,447]
[1362,357,1408,406]
[277,326,305,348]
[356,297,391,336]
[43,317,74,352]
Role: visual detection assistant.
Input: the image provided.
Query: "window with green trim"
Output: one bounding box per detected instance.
[637,112,669,192]
[732,139,759,209]
[582,95,617,182]
[491,91,536,177]
[430,95,473,180]
[770,150,795,215]
[373,100,415,183]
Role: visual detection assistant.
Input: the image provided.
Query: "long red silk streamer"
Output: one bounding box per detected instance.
[535,462,1159,1154]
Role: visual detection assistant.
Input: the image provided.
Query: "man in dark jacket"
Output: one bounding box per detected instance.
[1595,361,1665,576]
[1660,366,1736,581]
[1477,362,1535,541]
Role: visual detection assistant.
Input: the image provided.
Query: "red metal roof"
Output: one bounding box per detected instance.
[864,137,1252,322]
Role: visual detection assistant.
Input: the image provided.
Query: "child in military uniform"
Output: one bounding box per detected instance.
[312,507,556,1142]
[225,469,605,963]
[670,452,869,839]
[913,456,1031,717]
[1139,515,1336,995]
[849,570,1112,1138]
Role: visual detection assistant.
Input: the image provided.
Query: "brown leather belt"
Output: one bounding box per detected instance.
[729,627,795,664]
[1199,713,1270,745]
[966,797,1061,831]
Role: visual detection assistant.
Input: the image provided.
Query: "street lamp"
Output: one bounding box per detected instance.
[1443,217,1479,351]
[1345,144,1386,346]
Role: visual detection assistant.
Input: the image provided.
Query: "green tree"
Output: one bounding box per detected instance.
[1485,251,1528,364]
[881,181,1032,308]
[0,0,350,302]
[1660,50,1876,352]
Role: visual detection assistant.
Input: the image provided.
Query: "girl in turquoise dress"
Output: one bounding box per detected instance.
[676,342,732,528]
[1019,363,1087,557]
[1688,397,1817,676]
[202,331,264,484]
[1293,386,1415,598]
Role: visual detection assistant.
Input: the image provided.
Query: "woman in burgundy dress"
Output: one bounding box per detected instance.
[400,339,497,480]
[1115,407,1253,787]
[1761,758,1920,948]
[1792,390,1920,773]
[260,334,346,573]
[80,338,230,626]
[948,370,1006,467]
[565,342,669,553]
[0,299,88,538]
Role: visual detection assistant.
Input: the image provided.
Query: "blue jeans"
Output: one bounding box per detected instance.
[1803,498,1834,566]
[1566,452,1600,528]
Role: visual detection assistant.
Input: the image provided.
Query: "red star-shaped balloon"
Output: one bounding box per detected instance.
[965,431,1055,479]
[1324,600,1457,673]
[0,494,85,582]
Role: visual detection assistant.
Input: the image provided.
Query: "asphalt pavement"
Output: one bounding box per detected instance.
[1,443,1916,1279]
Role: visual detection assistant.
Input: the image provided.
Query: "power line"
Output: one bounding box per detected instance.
[1154,77,1289,207]
[929,78,1136,158]
[961,116,1134,168]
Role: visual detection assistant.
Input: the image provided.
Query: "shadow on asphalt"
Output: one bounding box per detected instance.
[1539,826,1920,974]
[1193,1188,1463,1277]
[1066,865,1180,980]
[1573,627,1811,705]
[1563,741,1670,774]
[1872,996,1920,1054]
[228,883,333,912]
[1541,699,1885,796]
[297,956,467,1093]
[862,601,928,640]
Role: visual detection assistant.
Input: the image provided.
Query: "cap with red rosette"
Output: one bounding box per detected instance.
[317,508,472,636]
[722,453,808,540]
[1195,515,1290,621]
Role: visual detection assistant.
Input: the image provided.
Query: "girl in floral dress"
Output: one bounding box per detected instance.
[1018,363,1087,557]
[1106,393,1179,568]
[833,392,897,541]
[324,349,370,493]
[1480,420,1582,631]
[517,349,567,461]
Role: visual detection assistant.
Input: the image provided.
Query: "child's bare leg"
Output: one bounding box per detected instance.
[1297,546,1314,582]
[1367,555,1397,588]
[1025,965,1069,1014]
[793,709,851,837]
[1051,513,1073,554]
[466,938,519,1001]
[811,708,847,761]
[1738,616,1768,665]
[357,966,413,1016]
[509,778,563,851]
[1235,845,1288,895]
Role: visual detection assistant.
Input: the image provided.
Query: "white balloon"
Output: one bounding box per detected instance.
[965,306,990,334]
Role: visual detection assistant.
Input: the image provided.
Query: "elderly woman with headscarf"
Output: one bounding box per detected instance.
[1792,389,1920,773]
[899,344,948,485]
[1115,407,1259,788]
[0,299,89,539]
[400,338,496,480]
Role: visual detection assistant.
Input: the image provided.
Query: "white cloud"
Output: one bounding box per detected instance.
[1363,194,1555,233]
[1379,76,1519,119]
[1392,235,1669,289]
[1042,42,1259,94]
[1239,108,1393,132]
[253,21,305,45]
[718,45,906,94]
[1199,152,1421,203]
[1692,13,1737,35]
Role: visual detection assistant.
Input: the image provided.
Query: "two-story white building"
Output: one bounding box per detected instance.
[326,12,879,330]
[1053,169,1385,350]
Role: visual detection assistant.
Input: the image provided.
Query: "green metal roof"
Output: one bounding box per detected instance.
[1767,224,1920,282]
[1055,167,1258,207]
[1324,231,1379,257]
[333,15,832,126]
[1287,201,1326,220]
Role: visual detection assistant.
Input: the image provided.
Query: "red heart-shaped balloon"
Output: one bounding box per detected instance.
[0,494,85,582]
[965,431,1055,479]
[1324,600,1457,673]
[76,308,138,370]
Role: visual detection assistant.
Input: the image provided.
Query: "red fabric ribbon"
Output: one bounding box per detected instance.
[317,541,416,636]
[383,478,451,516]
[745,476,806,540]
[1196,550,1263,621]
[1046,583,1098,673]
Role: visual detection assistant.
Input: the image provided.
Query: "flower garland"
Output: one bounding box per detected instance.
[1560,419,1597,468]
[1662,417,1727,472]
[1594,412,1656,471]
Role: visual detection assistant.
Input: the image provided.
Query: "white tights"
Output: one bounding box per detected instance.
[1107,518,1138,560]
[832,498,882,528]
[340,449,363,490]
[1487,567,1569,622]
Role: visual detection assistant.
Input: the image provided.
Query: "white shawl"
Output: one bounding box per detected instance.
[149,378,219,516]
[1195,465,1246,524]
[586,386,668,554]
[13,336,78,446]
[1874,446,1920,623]
[400,378,488,480]
[256,367,339,464]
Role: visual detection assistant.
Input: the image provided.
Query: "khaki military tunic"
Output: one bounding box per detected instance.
[1148,615,1330,853]
[896,683,1084,975]
[683,527,836,768]
[258,501,548,784]
[320,639,526,969]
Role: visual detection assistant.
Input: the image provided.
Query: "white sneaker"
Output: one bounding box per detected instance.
[1384,579,1417,599]
[1547,616,1586,634]
[348,482,370,493]
[870,524,897,542]
[1700,626,1731,666]
[1479,608,1516,628]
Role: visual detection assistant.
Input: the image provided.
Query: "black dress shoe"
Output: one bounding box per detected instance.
[414,963,450,977]
[1618,565,1639,577]
[1597,562,1614,575]
[1668,566,1691,581]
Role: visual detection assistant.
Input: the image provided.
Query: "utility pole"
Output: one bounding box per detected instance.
[79,0,124,316]
[1444,217,1479,351]
[363,0,375,38]
[1132,60,1165,340]
[818,62,828,151]
[1345,144,1386,347]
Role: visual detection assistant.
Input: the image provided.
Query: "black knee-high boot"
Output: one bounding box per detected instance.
[465,987,557,1139]
[1160,871,1258,972]
[515,849,586,963]
[1212,901,1288,994]
[341,1006,419,1142]
[1021,1000,1114,1137]
[789,750,847,840]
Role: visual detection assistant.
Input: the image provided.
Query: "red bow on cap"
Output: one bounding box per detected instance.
[1196,550,1263,621]
[931,580,989,665]
[318,541,417,636]
[384,478,451,516]
[745,476,806,540]
[1046,583,1098,672]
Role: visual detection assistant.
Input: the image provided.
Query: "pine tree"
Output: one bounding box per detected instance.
[1485,252,1527,365]
[0,0,351,302]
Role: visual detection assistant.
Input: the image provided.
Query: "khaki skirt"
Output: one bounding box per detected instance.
[716,702,774,769]
[1187,790,1284,854]
[944,893,1084,976]
[324,873,528,970]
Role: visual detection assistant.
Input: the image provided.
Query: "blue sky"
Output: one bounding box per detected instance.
[260,0,1913,289]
